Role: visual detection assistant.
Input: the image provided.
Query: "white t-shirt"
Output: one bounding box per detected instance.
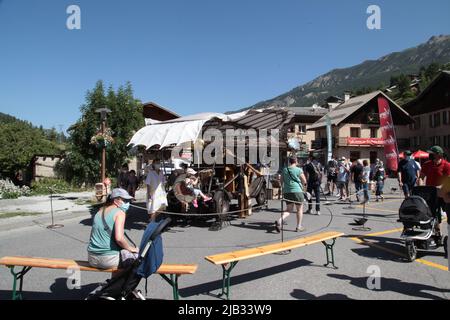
[145,170,167,214]
[362,166,371,182]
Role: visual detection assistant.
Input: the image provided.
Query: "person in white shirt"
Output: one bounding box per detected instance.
[362,160,371,202]
[145,159,168,221]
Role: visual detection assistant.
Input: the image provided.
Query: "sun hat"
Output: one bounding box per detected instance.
[111,188,133,200]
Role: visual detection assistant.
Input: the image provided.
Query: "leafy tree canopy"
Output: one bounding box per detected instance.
[59,81,144,185]
[0,121,61,179]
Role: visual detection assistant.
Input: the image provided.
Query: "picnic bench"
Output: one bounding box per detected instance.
[205,231,344,299]
[0,256,198,300]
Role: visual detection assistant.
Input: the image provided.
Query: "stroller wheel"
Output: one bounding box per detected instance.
[405,241,417,262]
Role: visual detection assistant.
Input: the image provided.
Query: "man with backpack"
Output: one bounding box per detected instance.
[304,154,323,215]
[398,150,421,198]
[325,157,338,196]
[351,160,364,202]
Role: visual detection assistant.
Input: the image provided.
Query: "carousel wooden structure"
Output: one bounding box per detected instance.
[128,108,295,226]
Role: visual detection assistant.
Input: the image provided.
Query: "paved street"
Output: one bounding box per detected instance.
[0,180,449,300]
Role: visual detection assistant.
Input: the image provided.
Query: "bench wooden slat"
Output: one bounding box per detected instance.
[0,256,197,275]
[205,231,344,265]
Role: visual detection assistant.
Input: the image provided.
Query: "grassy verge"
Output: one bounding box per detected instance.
[74,199,97,206]
[0,211,45,219]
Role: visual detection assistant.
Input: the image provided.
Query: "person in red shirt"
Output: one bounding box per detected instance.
[420,146,450,236]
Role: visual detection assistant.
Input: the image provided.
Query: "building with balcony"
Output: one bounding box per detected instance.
[308,91,413,164]
[398,71,450,156]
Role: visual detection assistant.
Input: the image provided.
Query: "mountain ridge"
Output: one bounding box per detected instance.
[240,35,450,111]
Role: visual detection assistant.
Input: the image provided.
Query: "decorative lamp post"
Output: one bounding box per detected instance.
[95,107,112,182]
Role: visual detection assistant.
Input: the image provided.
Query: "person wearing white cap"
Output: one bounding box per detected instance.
[185,168,212,208]
[87,188,138,270]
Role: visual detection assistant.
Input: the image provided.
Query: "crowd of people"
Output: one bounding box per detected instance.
[83,145,450,272]
[275,145,450,237]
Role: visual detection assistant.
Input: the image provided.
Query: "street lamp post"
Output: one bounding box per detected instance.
[95,107,111,182]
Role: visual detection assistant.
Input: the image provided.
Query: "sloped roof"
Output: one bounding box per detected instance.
[142,102,180,121]
[307,91,412,130]
[230,108,295,130]
[129,109,294,150]
[288,106,329,117]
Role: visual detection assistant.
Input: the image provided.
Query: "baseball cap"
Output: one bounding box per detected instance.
[427,146,444,155]
[404,150,412,156]
[186,168,197,175]
[110,188,133,200]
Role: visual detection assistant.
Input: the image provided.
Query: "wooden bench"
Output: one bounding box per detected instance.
[0,256,197,300]
[205,231,344,299]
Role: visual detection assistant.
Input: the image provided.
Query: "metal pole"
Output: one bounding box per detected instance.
[96,107,111,184]
[280,185,284,243]
[47,187,64,229]
[101,119,106,182]
[50,189,54,226]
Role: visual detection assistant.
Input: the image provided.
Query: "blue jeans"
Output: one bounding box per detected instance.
[307,182,321,212]
[355,181,362,193]
[376,181,384,196]
[362,183,370,202]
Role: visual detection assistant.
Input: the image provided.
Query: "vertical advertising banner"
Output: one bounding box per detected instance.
[326,114,332,163]
[378,96,399,172]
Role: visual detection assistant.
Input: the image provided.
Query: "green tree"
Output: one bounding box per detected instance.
[59,81,144,185]
[397,74,412,97]
[0,122,60,179]
[425,62,441,80]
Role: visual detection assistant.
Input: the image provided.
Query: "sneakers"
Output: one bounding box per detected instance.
[305,210,312,215]
[296,226,306,232]
[192,199,198,208]
[315,211,321,216]
[274,221,280,233]
[305,192,312,201]
[203,196,212,202]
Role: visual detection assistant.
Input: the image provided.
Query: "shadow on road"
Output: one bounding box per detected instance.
[290,288,354,300]
[231,221,280,234]
[347,235,446,262]
[179,259,313,299]
[0,277,99,300]
[327,273,450,300]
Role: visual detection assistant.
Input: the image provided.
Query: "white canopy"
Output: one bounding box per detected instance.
[128,112,236,150]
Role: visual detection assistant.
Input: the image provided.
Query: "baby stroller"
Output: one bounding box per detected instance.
[398,186,446,262]
[86,217,172,300]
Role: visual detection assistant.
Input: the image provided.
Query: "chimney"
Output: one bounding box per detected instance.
[344,91,351,102]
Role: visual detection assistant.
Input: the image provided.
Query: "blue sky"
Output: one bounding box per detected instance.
[1,0,449,132]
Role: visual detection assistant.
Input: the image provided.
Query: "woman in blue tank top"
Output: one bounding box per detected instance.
[87,188,139,269]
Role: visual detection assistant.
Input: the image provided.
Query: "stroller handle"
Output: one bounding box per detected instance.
[140,217,172,259]
[150,217,172,241]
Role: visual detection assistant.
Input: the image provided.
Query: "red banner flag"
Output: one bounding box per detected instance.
[378,96,399,171]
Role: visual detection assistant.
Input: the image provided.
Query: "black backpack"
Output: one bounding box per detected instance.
[307,163,322,183]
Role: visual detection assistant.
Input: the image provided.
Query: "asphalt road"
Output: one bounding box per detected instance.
[0,182,449,300]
